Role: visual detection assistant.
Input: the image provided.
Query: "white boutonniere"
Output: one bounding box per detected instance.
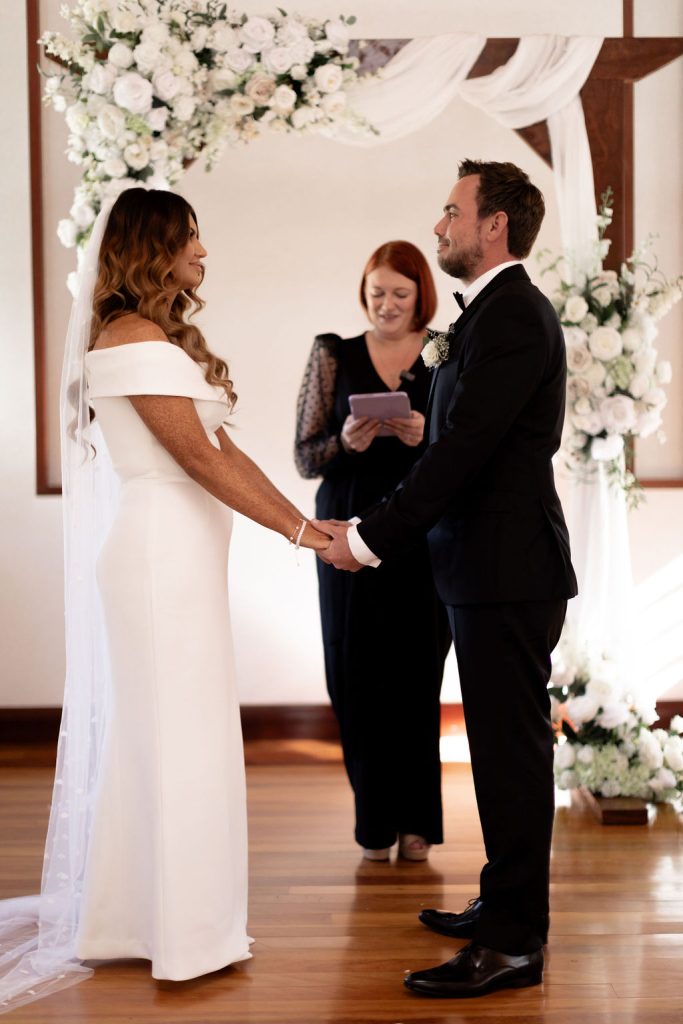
[421,328,450,369]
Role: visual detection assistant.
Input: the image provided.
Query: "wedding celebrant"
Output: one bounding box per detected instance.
[315,160,578,999]
[295,241,451,863]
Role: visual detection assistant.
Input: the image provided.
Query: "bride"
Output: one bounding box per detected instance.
[0,187,329,1010]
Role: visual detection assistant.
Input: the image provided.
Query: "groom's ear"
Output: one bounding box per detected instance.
[485,210,509,243]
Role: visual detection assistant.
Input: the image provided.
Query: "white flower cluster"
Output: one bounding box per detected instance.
[42,1,370,247]
[421,328,450,369]
[539,199,682,506]
[549,633,683,803]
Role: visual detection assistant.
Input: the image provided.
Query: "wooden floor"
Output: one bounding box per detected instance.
[1,747,683,1023]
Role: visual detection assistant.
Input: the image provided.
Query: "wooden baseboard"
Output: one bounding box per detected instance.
[0,699,679,746]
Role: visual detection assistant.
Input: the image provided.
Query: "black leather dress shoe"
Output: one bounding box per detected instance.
[418,898,482,939]
[404,942,543,998]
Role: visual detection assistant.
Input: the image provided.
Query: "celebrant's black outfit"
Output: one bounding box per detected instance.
[357,266,578,955]
[295,333,451,851]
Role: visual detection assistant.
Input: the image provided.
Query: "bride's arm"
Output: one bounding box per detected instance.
[128,394,329,551]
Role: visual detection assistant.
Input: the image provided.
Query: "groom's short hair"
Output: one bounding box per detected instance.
[458,159,545,259]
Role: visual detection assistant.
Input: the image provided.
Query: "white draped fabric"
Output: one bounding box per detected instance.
[458,35,603,269]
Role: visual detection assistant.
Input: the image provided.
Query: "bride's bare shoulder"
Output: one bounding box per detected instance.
[92,315,169,350]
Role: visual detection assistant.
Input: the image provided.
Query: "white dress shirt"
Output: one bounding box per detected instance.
[347,260,523,568]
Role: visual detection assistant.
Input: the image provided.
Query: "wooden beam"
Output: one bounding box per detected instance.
[591,38,683,82]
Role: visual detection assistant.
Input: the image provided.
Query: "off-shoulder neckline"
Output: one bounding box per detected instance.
[87,341,177,356]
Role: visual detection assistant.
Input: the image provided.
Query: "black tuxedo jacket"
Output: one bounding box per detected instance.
[358,264,578,605]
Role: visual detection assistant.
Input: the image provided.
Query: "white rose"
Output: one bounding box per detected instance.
[588,326,622,361]
[292,105,317,129]
[290,38,316,66]
[669,715,683,734]
[262,45,295,74]
[599,779,622,798]
[133,42,161,76]
[629,372,650,399]
[653,728,668,745]
[86,62,116,95]
[590,434,624,462]
[65,103,89,136]
[149,138,168,161]
[581,313,599,334]
[124,141,150,170]
[577,744,595,765]
[633,312,658,345]
[209,24,237,51]
[564,295,589,323]
[633,347,657,375]
[324,18,350,52]
[568,377,591,401]
[565,694,600,726]
[573,397,593,416]
[230,93,255,117]
[596,702,631,730]
[277,19,309,45]
[69,199,95,229]
[153,69,180,102]
[663,736,683,772]
[600,394,636,433]
[554,742,576,770]
[110,10,138,33]
[635,408,661,438]
[267,117,289,134]
[225,47,255,74]
[290,63,309,81]
[566,430,588,451]
[141,22,170,46]
[239,17,276,54]
[562,325,588,347]
[147,106,169,132]
[557,769,578,789]
[650,766,676,791]
[245,72,276,105]
[172,95,196,122]
[172,49,198,75]
[271,84,297,114]
[108,42,134,69]
[621,327,642,352]
[322,91,347,117]
[87,94,107,117]
[643,386,666,410]
[656,360,672,384]
[113,72,153,114]
[591,271,619,307]
[314,63,344,93]
[190,25,209,51]
[637,729,664,770]
[57,218,78,247]
[209,68,237,93]
[96,103,125,140]
[571,411,603,436]
[566,344,593,374]
[102,155,128,178]
[585,360,606,387]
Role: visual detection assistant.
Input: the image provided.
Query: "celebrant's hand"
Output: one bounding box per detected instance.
[384,410,425,447]
[341,414,380,453]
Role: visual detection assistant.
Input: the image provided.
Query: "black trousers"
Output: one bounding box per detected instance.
[318,546,450,850]
[446,599,567,954]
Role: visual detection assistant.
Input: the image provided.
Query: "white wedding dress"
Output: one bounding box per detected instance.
[76,340,251,981]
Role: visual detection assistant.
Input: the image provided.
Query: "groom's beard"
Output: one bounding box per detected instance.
[437,239,483,281]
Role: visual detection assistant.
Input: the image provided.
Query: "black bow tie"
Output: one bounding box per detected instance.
[453,291,466,311]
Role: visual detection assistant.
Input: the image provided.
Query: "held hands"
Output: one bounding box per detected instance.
[312,519,363,571]
[299,522,332,552]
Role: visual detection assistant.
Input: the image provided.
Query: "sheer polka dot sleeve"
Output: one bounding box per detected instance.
[294,333,341,479]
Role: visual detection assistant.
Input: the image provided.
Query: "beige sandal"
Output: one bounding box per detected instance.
[398,834,431,861]
[362,846,392,861]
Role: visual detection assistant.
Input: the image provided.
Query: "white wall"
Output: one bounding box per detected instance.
[1,0,682,707]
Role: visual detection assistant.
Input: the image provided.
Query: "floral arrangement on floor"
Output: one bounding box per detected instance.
[41,0,371,249]
[539,191,682,507]
[550,632,683,803]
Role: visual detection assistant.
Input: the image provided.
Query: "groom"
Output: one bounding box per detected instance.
[316,159,578,998]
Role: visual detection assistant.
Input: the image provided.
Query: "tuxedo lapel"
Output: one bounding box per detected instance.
[424,264,531,427]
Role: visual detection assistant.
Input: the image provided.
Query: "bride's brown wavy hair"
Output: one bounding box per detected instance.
[89,188,236,409]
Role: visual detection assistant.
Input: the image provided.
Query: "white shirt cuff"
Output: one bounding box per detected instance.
[347,521,381,568]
